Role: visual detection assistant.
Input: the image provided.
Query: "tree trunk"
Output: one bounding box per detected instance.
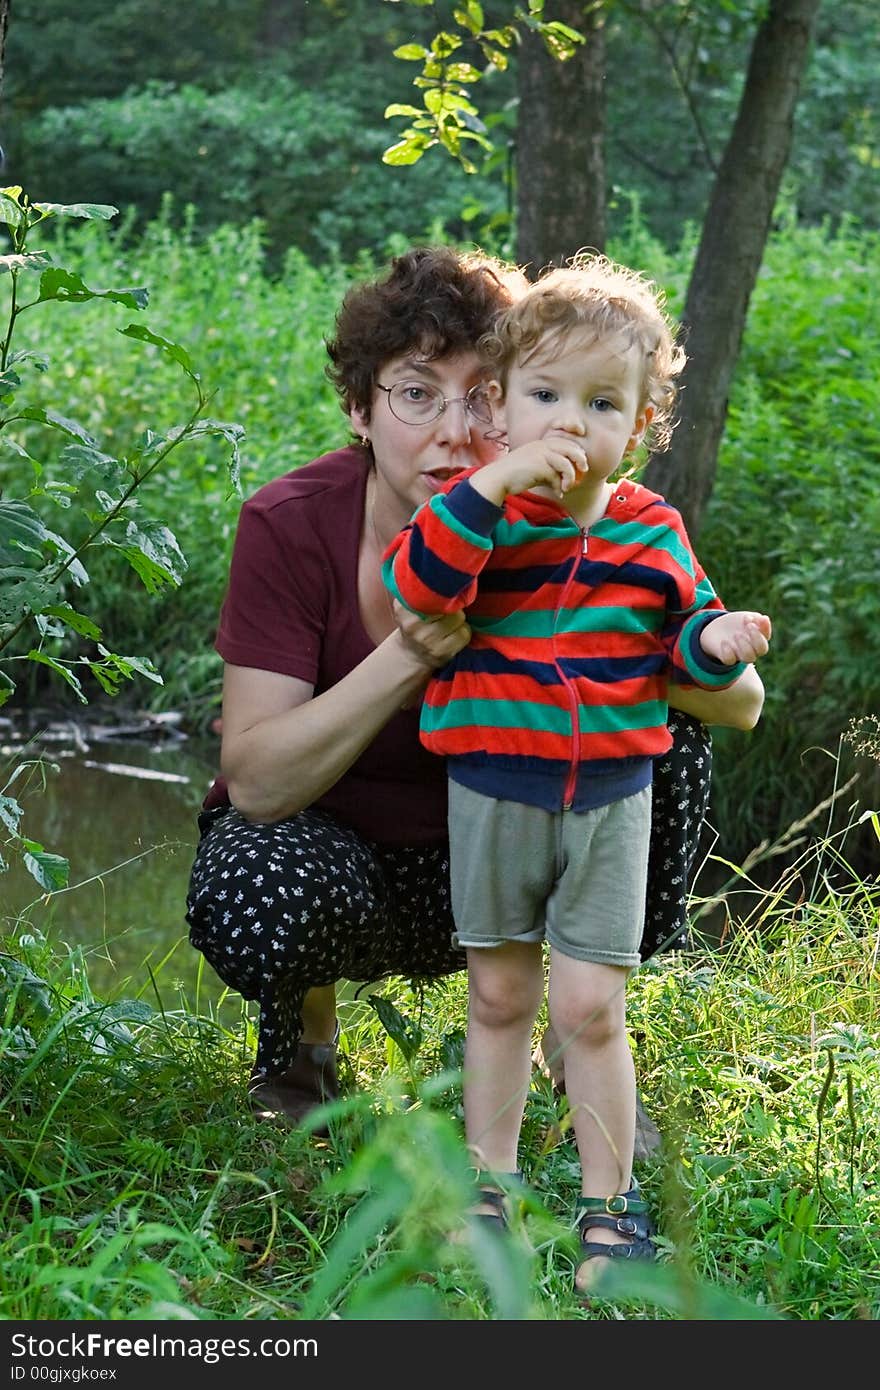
[515,1,606,276]
[642,0,822,538]
[0,0,10,100]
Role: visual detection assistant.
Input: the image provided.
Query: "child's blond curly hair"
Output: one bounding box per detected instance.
[479,251,687,452]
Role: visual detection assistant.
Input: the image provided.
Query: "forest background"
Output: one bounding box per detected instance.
[0,0,879,1325]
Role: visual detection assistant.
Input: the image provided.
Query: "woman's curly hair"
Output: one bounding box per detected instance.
[479,251,687,452]
[325,245,530,421]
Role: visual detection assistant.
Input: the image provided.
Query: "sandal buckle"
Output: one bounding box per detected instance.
[605,1194,629,1214]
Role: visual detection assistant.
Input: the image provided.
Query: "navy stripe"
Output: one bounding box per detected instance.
[479,557,684,598]
[576,558,681,597]
[432,647,561,685]
[431,648,664,686]
[561,652,666,682]
[479,561,574,592]
[405,524,473,600]
[443,476,504,534]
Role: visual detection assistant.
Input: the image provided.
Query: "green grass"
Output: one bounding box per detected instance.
[2,809,878,1322]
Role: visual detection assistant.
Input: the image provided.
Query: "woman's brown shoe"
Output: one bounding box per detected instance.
[248,1022,340,1134]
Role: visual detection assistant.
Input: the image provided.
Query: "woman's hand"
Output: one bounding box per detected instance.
[392,598,472,670]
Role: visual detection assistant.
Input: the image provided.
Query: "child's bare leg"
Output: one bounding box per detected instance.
[547,950,636,1283]
[464,940,544,1177]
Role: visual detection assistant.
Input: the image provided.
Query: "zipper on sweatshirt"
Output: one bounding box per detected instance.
[556,529,586,810]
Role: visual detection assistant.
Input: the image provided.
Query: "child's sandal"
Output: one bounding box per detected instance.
[575,1180,656,1292]
[470,1169,525,1232]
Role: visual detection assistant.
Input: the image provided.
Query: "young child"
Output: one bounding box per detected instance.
[381,252,771,1293]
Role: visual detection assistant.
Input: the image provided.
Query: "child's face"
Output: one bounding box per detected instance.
[495,332,651,481]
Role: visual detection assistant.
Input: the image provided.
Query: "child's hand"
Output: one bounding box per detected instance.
[700,611,772,666]
[470,438,588,505]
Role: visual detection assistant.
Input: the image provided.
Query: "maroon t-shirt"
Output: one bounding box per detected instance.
[204,446,447,845]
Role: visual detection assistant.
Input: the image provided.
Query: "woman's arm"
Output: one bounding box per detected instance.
[221,610,468,822]
[668,663,765,731]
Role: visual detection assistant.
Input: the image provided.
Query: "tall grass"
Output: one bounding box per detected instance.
[2,800,878,1321]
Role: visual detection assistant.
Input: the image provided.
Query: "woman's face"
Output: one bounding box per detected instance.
[351,349,502,521]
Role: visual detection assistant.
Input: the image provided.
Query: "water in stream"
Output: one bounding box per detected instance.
[2,720,228,1011]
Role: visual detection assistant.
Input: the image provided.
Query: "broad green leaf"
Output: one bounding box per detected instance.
[43,530,89,586]
[454,2,484,36]
[118,324,198,379]
[99,999,154,1025]
[112,519,187,593]
[0,251,53,274]
[431,30,462,58]
[483,27,515,47]
[443,63,482,82]
[383,138,433,166]
[392,44,429,60]
[39,604,102,640]
[25,651,86,701]
[0,500,49,561]
[0,369,21,396]
[384,103,423,119]
[37,267,148,310]
[182,418,245,495]
[21,406,96,445]
[58,442,121,483]
[0,189,25,228]
[94,488,129,516]
[9,348,51,370]
[0,437,35,461]
[96,650,163,686]
[368,993,423,1061]
[0,792,23,836]
[540,21,586,61]
[0,670,14,707]
[482,47,510,70]
[0,574,68,625]
[21,842,70,892]
[31,201,118,221]
[425,88,479,116]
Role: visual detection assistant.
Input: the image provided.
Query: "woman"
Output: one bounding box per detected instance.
[185,246,764,1127]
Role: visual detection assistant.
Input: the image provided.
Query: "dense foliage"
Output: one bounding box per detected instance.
[4,0,877,261]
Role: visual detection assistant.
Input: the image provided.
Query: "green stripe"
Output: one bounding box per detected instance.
[495,515,579,546]
[679,615,746,687]
[432,495,493,549]
[578,700,667,733]
[421,697,572,735]
[381,556,431,619]
[469,606,663,637]
[592,516,695,574]
[693,575,719,609]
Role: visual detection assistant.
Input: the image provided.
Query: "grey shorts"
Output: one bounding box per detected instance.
[448,780,652,969]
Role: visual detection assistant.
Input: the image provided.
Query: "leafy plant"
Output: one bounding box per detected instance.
[383,0,583,172]
[0,185,243,888]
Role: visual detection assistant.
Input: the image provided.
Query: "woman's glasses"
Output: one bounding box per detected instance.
[376,380,493,427]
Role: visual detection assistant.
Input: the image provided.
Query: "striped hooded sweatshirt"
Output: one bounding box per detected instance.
[382,469,745,814]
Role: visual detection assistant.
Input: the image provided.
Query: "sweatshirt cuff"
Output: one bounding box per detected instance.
[441,476,504,538]
[683,611,747,687]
